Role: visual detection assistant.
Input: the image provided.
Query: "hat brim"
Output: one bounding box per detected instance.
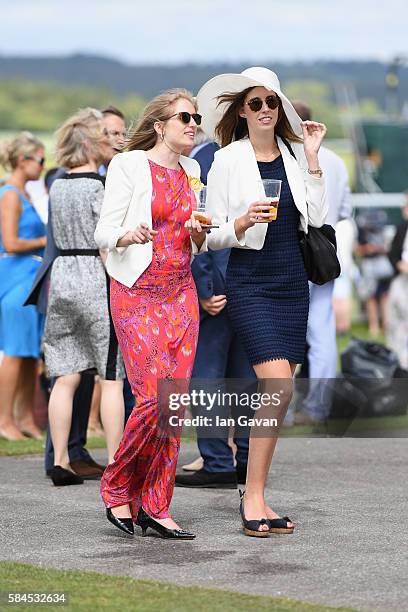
[197,72,303,142]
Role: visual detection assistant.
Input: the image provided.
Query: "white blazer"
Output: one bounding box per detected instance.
[94,150,207,288]
[205,137,328,251]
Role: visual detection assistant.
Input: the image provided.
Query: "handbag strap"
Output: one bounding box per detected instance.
[280,136,296,160]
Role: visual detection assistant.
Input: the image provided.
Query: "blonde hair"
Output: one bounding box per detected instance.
[0,131,44,171]
[55,107,106,169]
[127,89,197,151]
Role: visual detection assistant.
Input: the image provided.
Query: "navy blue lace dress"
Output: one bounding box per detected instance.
[226,155,309,366]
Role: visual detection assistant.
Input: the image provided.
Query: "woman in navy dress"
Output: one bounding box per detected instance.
[0,132,46,440]
[197,68,327,536]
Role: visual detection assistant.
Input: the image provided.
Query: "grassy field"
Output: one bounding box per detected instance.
[0,562,355,612]
[0,436,107,457]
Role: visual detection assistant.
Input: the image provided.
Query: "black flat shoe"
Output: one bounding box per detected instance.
[50,466,84,486]
[137,507,195,540]
[239,490,269,538]
[175,468,237,489]
[267,516,294,534]
[106,508,134,535]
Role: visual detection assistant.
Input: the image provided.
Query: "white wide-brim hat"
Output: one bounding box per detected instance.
[196,66,302,142]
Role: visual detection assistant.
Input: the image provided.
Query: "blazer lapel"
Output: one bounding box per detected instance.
[277,136,308,223]
[139,152,153,225]
[238,139,268,249]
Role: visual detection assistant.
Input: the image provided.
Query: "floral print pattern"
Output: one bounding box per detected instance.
[100,161,199,519]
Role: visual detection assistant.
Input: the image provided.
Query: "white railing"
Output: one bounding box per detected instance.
[350,193,405,208]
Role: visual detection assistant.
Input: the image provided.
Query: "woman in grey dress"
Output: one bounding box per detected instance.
[43,108,125,487]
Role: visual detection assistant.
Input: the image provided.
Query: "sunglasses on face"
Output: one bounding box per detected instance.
[167,111,202,126]
[246,95,280,113]
[25,155,45,166]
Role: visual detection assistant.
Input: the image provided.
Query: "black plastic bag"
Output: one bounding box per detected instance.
[341,338,399,379]
[340,339,407,417]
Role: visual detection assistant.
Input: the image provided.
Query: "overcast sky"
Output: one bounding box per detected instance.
[0,0,406,64]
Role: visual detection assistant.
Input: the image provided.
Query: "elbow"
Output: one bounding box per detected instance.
[94,224,127,251]
[3,238,18,253]
[307,207,327,229]
[308,197,328,229]
[94,226,108,250]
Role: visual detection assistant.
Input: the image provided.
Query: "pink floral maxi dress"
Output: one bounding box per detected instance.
[100,160,199,519]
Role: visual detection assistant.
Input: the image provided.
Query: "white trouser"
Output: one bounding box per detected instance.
[302,281,337,420]
[285,281,337,424]
[387,275,408,369]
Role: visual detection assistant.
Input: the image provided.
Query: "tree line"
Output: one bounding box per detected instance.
[0,77,380,138]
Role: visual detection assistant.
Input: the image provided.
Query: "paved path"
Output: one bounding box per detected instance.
[0,439,406,611]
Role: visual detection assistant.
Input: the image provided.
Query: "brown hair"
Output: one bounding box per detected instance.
[215,87,302,148]
[127,89,197,151]
[291,100,312,122]
[101,105,125,120]
[55,107,106,169]
[0,131,44,171]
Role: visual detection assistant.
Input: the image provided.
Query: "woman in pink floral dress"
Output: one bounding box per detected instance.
[95,89,207,539]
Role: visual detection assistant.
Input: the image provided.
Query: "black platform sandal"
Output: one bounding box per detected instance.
[137,507,195,540]
[239,490,269,538]
[267,516,294,534]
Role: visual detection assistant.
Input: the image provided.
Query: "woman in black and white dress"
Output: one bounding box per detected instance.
[43,108,125,486]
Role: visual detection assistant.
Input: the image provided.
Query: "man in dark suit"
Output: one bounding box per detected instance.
[175,139,256,489]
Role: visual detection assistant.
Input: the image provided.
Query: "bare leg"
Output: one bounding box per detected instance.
[48,373,81,469]
[333,297,352,334]
[244,359,296,532]
[99,379,124,465]
[379,292,389,333]
[0,355,26,440]
[366,297,380,337]
[14,358,43,439]
[111,503,132,519]
[87,376,104,436]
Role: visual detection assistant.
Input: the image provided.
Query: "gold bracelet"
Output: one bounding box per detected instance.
[307,168,323,178]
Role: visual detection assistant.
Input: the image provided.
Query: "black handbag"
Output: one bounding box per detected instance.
[298,224,341,285]
[280,137,341,285]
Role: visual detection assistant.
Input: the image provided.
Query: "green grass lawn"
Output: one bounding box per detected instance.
[0,436,107,457]
[0,562,355,612]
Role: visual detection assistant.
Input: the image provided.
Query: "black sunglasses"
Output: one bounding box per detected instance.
[167,111,202,125]
[246,95,280,113]
[25,155,45,166]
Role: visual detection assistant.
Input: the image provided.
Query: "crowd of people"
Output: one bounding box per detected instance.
[0,66,407,540]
